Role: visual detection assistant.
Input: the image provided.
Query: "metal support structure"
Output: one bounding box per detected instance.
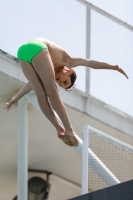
[18,97,28,200]
[26,93,120,188]
[86,6,91,94]
[82,126,89,194]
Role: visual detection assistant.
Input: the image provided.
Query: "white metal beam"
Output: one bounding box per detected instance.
[82,126,89,194]
[85,6,91,94]
[18,97,28,200]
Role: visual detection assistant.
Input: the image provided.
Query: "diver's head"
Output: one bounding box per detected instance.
[55,67,77,90]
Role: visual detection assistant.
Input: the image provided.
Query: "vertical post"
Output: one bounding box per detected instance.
[82,125,89,194]
[86,6,91,94]
[18,97,28,200]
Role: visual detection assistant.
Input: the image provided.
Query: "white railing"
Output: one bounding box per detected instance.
[82,125,133,194]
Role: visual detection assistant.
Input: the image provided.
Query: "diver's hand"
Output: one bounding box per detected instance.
[116,65,129,79]
[4,99,14,111]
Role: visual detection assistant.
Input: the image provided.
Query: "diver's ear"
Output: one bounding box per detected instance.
[66,68,73,74]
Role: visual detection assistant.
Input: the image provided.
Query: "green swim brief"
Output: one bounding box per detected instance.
[17,40,48,63]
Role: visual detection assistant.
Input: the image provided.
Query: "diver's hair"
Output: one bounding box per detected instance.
[66,69,77,91]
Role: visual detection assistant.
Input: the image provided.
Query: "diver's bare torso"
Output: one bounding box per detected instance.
[34,37,71,71]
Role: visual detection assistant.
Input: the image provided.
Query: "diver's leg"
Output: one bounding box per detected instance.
[19,60,73,146]
[32,49,78,147]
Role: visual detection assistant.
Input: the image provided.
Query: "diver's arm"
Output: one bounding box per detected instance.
[68,57,128,79]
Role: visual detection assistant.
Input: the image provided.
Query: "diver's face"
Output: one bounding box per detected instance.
[55,68,73,89]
